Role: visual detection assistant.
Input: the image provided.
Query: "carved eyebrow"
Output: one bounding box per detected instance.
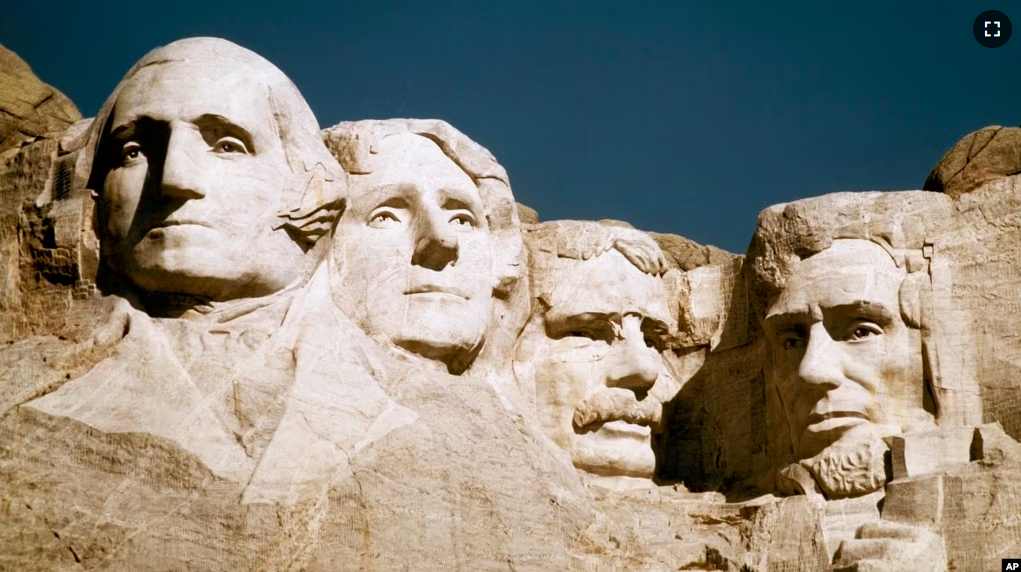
[108,121,137,142]
[106,114,256,148]
[194,114,257,153]
[762,309,812,335]
[825,300,897,324]
[437,188,484,215]
[103,117,161,166]
[370,194,410,211]
[357,184,411,207]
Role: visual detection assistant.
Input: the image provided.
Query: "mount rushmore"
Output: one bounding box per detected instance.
[1,37,1020,571]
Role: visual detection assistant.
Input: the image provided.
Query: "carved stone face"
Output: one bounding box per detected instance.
[98,62,304,301]
[518,250,679,479]
[763,239,929,461]
[330,133,494,368]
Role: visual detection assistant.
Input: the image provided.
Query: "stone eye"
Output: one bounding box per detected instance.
[213,137,248,154]
[847,323,882,341]
[449,213,476,230]
[120,142,144,164]
[780,334,805,351]
[369,211,401,228]
[561,324,614,344]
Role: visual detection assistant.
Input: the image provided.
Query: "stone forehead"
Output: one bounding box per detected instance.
[324,119,509,185]
[752,191,951,256]
[134,37,288,77]
[542,250,672,324]
[110,63,278,128]
[799,239,904,273]
[356,132,459,174]
[84,37,330,186]
[109,39,295,112]
[343,134,482,207]
[523,221,667,294]
[767,239,908,317]
[323,119,518,229]
[747,190,952,318]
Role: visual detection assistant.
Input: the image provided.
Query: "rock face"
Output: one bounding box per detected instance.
[516,220,681,481]
[517,201,540,224]
[1,38,1020,572]
[0,43,82,154]
[924,125,1021,198]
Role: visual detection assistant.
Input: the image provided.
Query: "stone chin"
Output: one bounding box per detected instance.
[571,421,657,479]
[391,294,490,369]
[120,246,245,296]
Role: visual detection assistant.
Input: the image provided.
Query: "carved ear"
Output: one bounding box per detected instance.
[274,162,346,249]
[492,264,521,297]
[899,270,929,329]
[490,228,523,298]
[660,268,687,337]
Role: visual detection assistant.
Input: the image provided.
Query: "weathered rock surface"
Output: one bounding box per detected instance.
[0,40,598,572]
[517,201,539,224]
[649,231,737,272]
[0,43,81,154]
[924,125,1021,198]
[723,183,1021,570]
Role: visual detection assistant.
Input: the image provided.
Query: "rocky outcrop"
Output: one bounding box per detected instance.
[649,231,738,272]
[924,125,1021,198]
[0,43,81,154]
[516,201,539,224]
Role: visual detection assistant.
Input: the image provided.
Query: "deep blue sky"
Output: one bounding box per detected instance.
[2,1,1017,253]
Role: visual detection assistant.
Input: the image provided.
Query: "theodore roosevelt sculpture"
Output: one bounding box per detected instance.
[513,221,682,483]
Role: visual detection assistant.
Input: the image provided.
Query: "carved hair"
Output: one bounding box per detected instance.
[82,37,347,249]
[522,220,669,303]
[323,119,524,295]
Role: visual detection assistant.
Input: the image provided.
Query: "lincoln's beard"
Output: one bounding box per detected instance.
[798,425,893,499]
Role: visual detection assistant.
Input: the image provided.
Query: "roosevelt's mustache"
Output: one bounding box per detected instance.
[572,388,664,434]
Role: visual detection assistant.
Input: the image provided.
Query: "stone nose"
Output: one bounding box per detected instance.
[797,322,845,391]
[411,206,459,271]
[604,316,660,394]
[158,124,207,200]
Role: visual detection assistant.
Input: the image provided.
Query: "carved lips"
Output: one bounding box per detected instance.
[154,219,214,228]
[805,404,871,435]
[146,218,215,238]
